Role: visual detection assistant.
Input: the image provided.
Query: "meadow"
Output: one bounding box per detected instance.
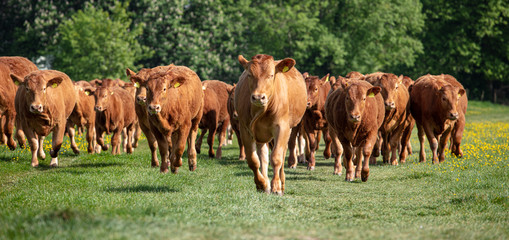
[0,101,507,239]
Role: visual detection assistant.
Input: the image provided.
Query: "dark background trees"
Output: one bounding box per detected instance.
[1,0,507,103]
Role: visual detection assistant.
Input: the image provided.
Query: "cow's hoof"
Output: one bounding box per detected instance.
[73,149,80,155]
[289,165,297,169]
[307,166,315,171]
[50,158,58,167]
[189,164,196,171]
[333,172,342,176]
[345,178,354,182]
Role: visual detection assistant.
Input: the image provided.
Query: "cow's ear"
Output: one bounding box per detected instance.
[320,73,330,85]
[10,74,25,86]
[47,76,64,88]
[276,58,295,73]
[367,86,381,97]
[171,77,186,88]
[83,87,96,96]
[126,68,136,77]
[329,76,337,87]
[238,55,249,69]
[340,76,349,89]
[302,72,310,79]
[458,88,466,98]
[90,79,102,86]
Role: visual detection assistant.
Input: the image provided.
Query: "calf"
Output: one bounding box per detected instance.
[409,74,467,164]
[127,65,174,167]
[235,54,307,195]
[67,80,96,153]
[301,74,332,170]
[84,86,136,155]
[144,66,203,173]
[0,56,38,150]
[364,73,410,165]
[226,85,246,160]
[196,80,233,159]
[325,79,384,181]
[11,70,77,167]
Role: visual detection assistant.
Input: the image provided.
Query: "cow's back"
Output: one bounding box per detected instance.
[283,67,307,127]
[0,57,37,77]
[0,63,16,113]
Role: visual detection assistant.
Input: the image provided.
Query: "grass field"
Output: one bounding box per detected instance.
[0,101,508,239]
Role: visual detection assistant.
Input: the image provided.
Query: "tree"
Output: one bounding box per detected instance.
[50,1,151,81]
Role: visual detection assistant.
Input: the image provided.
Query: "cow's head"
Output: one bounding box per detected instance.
[438,85,465,120]
[346,71,364,79]
[238,54,295,108]
[374,74,402,110]
[127,66,174,106]
[146,71,185,115]
[11,71,64,114]
[305,74,329,109]
[227,84,238,119]
[342,80,381,123]
[84,86,114,112]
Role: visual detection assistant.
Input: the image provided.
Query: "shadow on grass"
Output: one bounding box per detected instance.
[69,162,124,168]
[106,185,179,193]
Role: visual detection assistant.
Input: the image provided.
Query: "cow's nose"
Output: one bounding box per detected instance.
[385,102,395,109]
[449,112,459,120]
[30,104,43,113]
[306,102,312,108]
[95,106,103,111]
[148,104,161,113]
[350,114,361,122]
[251,94,267,105]
[136,95,146,103]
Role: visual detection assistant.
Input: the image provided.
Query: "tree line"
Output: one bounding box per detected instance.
[1,0,508,103]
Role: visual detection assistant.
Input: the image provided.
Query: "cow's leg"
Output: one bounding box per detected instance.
[66,122,80,155]
[216,119,229,159]
[50,125,66,167]
[152,129,170,173]
[423,125,439,164]
[227,124,233,145]
[170,127,189,173]
[25,129,39,167]
[240,127,269,193]
[381,132,390,164]
[187,116,200,171]
[297,127,306,164]
[451,116,465,158]
[206,122,217,158]
[96,129,108,151]
[256,143,270,184]
[15,116,26,149]
[195,128,206,154]
[361,134,377,182]
[233,126,245,160]
[0,115,6,145]
[126,125,134,154]
[438,128,452,163]
[37,135,46,160]
[416,124,426,162]
[354,146,363,178]
[85,123,95,154]
[121,128,128,153]
[270,125,291,195]
[4,111,17,150]
[306,130,318,170]
[287,125,299,168]
[323,128,332,159]
[390,128,405,165]
[140,123,159,167]
[133,122,141,148]
[111,128,122,155]
[369,131,381,164]
[399,121,414,163]
[315,130,321,151]
[329,129,343,175]
[341,140,355,182]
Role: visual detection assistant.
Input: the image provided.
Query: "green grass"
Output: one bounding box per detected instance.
[1,100,508,239]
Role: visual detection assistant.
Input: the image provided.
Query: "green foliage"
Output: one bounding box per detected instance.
[50,1,150,81]
[0,101,508,239]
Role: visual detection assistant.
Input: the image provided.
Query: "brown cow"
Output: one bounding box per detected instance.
[89,78,126,88]
[195,80,233,159]
[84,86,137,155]
[235,54,307,195]
[127,65,174,167]
[67,80,96,153]
[364,73,410,165]
[409,74,467,164]
[325,79,384,181]
[0,57,38,150]
[11,70,77,167]
[226,84,246,160]
[346,71,364,79]
[144,66,204,173]
[301,73,332,170]
[121,82,141,150]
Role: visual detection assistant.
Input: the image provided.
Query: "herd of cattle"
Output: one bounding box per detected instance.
[0,55,467,195]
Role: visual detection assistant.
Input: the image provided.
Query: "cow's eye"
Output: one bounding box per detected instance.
[163,87,166,92]
[43,87,46,91]
[314,88,318,92]
[363,97,366,101]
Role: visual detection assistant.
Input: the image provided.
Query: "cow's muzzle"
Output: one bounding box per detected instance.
[136,95,147,105]
[30,104,43,113]
[251,94,267,106]
[148,104,161,115]
[95,106,105,112]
